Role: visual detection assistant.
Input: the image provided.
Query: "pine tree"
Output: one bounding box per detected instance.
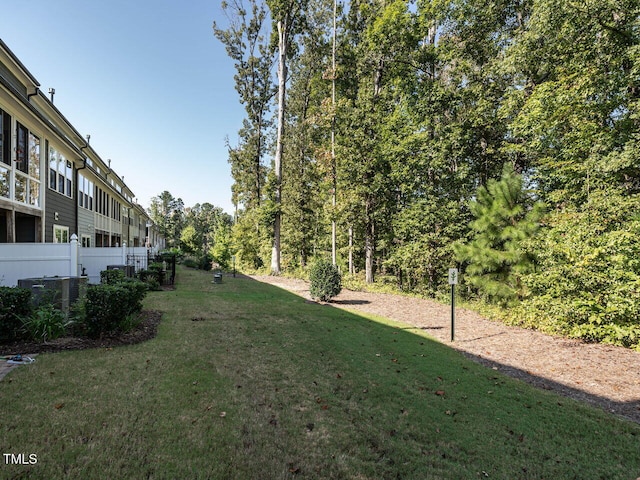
[454,164,545,304]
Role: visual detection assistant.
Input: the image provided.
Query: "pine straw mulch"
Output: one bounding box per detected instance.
[0,310,163,382]
[251,275,640,425]
[0,285,175,359]
[0,310,162,356]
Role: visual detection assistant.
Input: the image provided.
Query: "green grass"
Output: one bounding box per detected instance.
[1,267,638,479]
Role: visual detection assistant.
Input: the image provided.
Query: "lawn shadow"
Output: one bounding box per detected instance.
[329,299,371,305]
[457,332,507,342]
[248,275,640,425]
[458,350,640,425]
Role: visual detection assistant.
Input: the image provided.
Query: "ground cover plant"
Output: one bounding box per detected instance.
[0,266,638,479]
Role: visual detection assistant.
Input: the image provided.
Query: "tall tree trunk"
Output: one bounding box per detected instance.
[255,118,263,206]
[348,225,354,274]
[331,0,338,266]
[271,18,289,275]
[364,57,384,284]
[365,194,375,283]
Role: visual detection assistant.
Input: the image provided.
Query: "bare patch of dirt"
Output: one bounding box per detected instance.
[252,275,640,424]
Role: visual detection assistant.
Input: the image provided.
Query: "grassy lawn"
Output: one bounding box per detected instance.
[1,266,638,479]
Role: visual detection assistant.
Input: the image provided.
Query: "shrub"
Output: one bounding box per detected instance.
[0,287,32,342]
[23,304,69,342]
[309,259,342,302]
[101,269,126,285]
[145,277,161,291]
[149,263,166,284]
[182,256,199,269]
[138,263,164,290]
[68,298,88,337]
[119,278,149,313]
[85,279,148,338]
[199,253,213,271]
[505,191,640,349]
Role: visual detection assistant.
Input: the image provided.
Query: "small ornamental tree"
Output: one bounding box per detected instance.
[454,164,545,304]
[309,259,342,302]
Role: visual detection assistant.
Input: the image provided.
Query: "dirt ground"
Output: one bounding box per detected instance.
[251,275,640,425]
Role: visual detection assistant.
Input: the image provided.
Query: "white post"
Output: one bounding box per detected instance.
[70,234,79,277]
[122,241,127,265]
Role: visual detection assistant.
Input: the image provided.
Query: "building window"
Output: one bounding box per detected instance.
[81,235,91,247]
[78,174,94,210]
[0,110,11,166]
[14,174,26,203]
[16,123,28,174]
[29,178,40,207]
[12,125,41,206]
[48,145,72,198]
[110,198,121,221]
[53,225,69,243]
[0,165,9,198]
[95,186,109,217]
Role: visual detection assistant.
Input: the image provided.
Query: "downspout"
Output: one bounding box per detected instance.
[76,139,89,243]
[27,88,39,101]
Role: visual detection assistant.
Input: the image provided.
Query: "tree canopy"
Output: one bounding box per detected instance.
[214,0,640,348]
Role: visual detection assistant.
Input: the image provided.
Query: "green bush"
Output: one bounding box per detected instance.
[145,278,161,291]
[23,304,69,342]
[0,287,33,342]
[68,298,88,337]
[181,254,212,271]
[503,191,640,350]
[138,268,163,289]
[182,256,199,269]
[85,279,148,338]
[101,269,126,285]
[119,278,149,313]
[199,253,214,271]
[309,259,342,302]
[149,263,166,284]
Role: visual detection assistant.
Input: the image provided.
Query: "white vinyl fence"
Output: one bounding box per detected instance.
[0,235,155,287]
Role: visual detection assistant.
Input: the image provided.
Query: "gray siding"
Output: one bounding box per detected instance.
[77,207,94,242]
[44,188,75,242]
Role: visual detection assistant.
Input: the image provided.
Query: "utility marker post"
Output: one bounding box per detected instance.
[448,268,458,341]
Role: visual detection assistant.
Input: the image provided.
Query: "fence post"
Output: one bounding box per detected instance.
[122,241,127,266]
[70,234,79,277]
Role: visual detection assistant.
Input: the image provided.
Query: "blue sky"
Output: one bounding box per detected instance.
[0,0,246,215]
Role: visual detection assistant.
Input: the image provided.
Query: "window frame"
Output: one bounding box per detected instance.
[53,224,69,243]
[47,144,73,198]
[0,109,11,166]
[16,122,28,174]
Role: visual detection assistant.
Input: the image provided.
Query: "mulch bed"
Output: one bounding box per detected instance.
[0,310,162,356]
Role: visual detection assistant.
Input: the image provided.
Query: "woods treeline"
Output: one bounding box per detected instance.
[213,0,640,348]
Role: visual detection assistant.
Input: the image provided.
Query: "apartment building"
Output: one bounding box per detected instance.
[0,39,162,248]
